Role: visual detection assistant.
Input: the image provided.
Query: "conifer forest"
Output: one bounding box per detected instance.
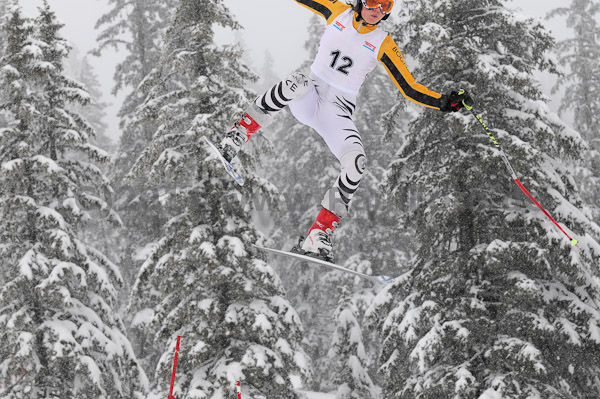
[0,0,599,398]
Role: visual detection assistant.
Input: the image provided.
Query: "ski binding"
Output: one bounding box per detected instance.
[203,136,244,186]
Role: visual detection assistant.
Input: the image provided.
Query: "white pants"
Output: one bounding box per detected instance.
[254,72,367,217]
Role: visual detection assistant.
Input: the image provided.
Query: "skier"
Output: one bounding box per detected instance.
[218,0,472,262]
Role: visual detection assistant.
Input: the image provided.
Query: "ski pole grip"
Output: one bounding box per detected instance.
[457,89,474,111]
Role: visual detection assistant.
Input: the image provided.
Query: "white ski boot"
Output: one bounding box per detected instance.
[292,207,341,263]
[219,104,271,162]
[220,119,251,162]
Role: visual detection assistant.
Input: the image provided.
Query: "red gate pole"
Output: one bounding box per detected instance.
[167,336,181,399]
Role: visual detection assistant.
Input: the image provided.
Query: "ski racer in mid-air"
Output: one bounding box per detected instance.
[217,0,472,262]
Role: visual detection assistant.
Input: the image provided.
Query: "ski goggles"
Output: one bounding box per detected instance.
[361,0,395,14]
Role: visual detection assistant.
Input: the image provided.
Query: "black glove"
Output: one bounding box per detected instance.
[440,89,474,112]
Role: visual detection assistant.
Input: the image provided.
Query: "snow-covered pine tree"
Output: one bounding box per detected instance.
[66,52,111,152]
[366,0,600,397]
[94,0,176,294]
[0,0,8,53]
[329,281,376,399]
[126,1,309,397]
[94,0,174,111]
[548,0,600,226]
[0,2,147,397]
[0,0,12,129]
[0,0,7,19]
[64,51,120,295]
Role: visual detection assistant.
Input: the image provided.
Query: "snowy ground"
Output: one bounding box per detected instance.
[148,391,336,399]
[146,389,335,398]
[301,392,335,399]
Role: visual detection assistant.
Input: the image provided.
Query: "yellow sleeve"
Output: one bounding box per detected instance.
[295,0,351,24]
[378,36,443,110]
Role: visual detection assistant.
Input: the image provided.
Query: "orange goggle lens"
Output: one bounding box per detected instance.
[362,0,394,14]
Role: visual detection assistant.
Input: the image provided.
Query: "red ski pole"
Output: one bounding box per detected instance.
[236,381,242,399]
[167,336,181,399]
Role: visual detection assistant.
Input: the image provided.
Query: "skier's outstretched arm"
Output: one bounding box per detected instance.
[294,0,351,24]
[378,36,446,110]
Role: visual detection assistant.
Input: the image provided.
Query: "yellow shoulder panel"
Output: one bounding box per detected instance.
[378,36,442,110]
[295,0,352,24]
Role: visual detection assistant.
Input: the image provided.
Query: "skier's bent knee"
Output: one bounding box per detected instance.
[340,149,367,178]
[284,71,310,100]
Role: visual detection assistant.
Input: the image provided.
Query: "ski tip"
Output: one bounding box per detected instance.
[229,168,244,186]
[377,275,394,284]
[202,135,214,147]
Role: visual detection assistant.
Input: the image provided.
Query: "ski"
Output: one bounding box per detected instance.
[203,136,244,186]
[253,244,395,284]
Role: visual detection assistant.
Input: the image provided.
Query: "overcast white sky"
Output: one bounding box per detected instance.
[17,0,571,143]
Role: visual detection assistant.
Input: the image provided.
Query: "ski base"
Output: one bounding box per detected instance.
[253,244,394,284]
[203,136,244,186]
